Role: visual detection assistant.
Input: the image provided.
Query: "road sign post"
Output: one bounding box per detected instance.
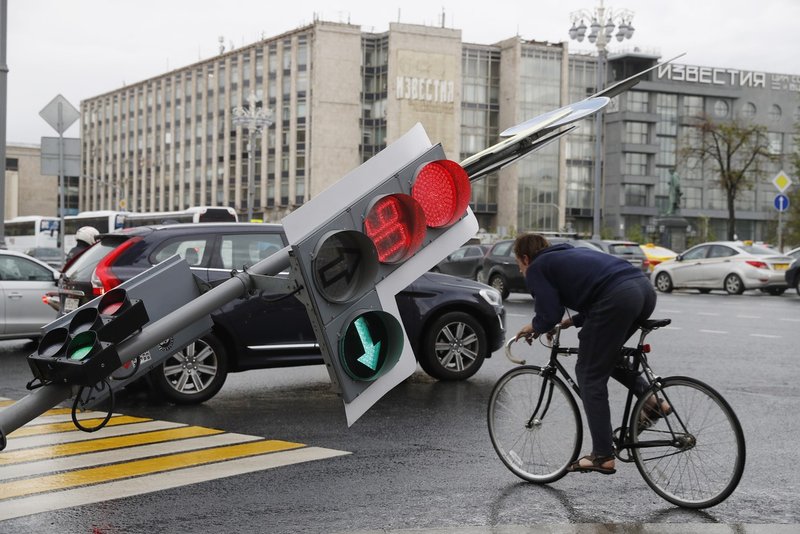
[772,171,793,252]
[39,95,80,254]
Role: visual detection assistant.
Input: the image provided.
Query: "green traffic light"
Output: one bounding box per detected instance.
[354,317,381,371]
[339,310,402,382]
[69,345,94,361]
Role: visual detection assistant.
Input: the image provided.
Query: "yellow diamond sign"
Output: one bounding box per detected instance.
[772,171,792,193]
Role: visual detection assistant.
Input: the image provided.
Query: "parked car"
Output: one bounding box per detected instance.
[430,244,489,280]
[24,247,64,270]
[55,223,506,403]
[652,241,793,295]
[587,239,649,273]
[639,243,678,274]
[480,237,601,299]
[785,258,800,296]
[0,249,59,340]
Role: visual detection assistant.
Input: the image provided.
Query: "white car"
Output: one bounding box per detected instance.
[652,241,793,295]
[0,249,60,340]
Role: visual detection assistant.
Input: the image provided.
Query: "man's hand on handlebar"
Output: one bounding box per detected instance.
[515,324,539,345]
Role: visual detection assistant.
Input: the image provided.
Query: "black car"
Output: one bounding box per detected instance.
[56,223,506,404]
[786,258,800,296]
[585,239,649,273]
[480,237,601,299]
[430,244,489,280]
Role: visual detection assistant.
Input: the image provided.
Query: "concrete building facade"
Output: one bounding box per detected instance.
[77,19,799,245]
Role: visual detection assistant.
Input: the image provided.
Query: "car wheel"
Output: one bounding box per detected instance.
[418,311,487,381]
[489,274,510,299]
[724,274,745,295]
[150,333,228,404]
[796,279,800,297]
[763,287,786,296]
[474,267,483,282]
[698,288,711,294]
[654,272,673,293]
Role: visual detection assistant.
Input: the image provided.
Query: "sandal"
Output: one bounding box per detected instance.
[566,454,616,475]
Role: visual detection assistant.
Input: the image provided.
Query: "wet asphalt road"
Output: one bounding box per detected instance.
[0,289,798,533]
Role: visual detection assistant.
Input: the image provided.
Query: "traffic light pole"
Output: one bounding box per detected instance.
[0,247,291,451]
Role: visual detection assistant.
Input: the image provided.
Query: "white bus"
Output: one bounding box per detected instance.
[3,216,60,252]
[63,211,126,251]
[122,206,238,228]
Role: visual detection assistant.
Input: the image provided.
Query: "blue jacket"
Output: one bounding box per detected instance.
[525,243,646,334]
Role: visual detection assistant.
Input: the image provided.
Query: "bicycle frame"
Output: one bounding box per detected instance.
[529,323,692,461]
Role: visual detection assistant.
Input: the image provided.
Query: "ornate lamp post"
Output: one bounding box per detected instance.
[569,1,634,238]
[232,92,273,222]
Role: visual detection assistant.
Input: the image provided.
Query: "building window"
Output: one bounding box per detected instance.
[624,122,649,144]
[624,153,648,176]
[626,91,649,113]
[682,95,703,118]
[656,93,678,136]
[623,184,648,207]
[767,132,783,155]
[713,99,729,118]
[5,158,18,171]
[739,102,756,119]
[769,104,782,122]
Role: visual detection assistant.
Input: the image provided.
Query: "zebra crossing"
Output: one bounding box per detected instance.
[0,397,349,521]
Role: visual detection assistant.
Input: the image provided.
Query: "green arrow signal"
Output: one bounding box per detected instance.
[354,316,381,371]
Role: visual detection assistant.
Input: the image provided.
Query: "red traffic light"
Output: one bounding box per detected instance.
[364,194,426,264]
[412,160,470,228]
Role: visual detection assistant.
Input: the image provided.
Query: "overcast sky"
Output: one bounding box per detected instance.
[5,0,800,144]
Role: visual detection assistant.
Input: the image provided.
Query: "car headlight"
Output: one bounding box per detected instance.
[480,288,502,307]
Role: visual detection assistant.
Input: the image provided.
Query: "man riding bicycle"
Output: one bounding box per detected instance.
[512,233,664,474]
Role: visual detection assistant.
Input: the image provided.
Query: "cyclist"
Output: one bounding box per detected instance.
[512,233,659,475]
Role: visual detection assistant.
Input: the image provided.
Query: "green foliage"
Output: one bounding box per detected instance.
[625,225,645,244]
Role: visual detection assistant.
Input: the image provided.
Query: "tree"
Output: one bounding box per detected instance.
[681,115,774,240]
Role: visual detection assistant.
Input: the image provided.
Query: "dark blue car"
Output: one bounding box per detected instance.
[57,223,506,404]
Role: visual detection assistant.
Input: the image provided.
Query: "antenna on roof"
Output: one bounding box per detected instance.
[218,36,225,55]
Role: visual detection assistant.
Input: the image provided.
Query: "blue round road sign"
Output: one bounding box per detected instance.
[774,194,790,212]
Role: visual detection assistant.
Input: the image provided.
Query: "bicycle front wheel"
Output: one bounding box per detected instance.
[487,366,582,484]
[632,376,746,508]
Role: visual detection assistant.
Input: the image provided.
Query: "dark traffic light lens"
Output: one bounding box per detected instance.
[364,194,426,264]
[412,160,471,228]
[312,230,378,303]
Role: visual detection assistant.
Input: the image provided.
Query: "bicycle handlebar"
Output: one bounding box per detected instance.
[504,324,563,365]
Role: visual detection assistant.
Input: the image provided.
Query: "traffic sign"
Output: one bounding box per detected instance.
[284,124,478,425]
[774,194,790,212]
[772,171,792,193]
[39,94,80,135]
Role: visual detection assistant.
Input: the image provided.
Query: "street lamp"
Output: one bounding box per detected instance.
[569,1,634,239]
[232,92,273,222]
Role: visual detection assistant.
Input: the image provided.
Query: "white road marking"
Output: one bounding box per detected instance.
[696,312,720,316]
[736,315,761,319]
[699,329,728,334]
[749,334,782,339]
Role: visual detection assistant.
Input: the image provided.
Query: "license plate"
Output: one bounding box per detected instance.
[773,263,789,271]
[64,297,79,312]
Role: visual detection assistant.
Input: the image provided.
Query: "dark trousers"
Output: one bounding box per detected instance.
[574,276,657,457]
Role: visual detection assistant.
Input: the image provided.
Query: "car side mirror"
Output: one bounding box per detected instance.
[675,254,683,262]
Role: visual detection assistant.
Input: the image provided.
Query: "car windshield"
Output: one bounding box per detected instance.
[63,240,123,281]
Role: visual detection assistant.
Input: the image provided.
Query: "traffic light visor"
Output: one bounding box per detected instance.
[364,193,426,264]
[411,160,470,228]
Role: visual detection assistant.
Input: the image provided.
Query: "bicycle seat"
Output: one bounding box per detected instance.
[640,318,671,330]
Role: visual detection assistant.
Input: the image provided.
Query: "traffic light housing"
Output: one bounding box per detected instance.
[284,124,478,425]
[28,288,149,387]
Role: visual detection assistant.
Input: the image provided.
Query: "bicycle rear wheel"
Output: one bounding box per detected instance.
[632,376,746,508]
[487,366,582,483]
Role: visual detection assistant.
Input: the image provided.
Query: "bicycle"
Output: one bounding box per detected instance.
[487,318,746,509]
